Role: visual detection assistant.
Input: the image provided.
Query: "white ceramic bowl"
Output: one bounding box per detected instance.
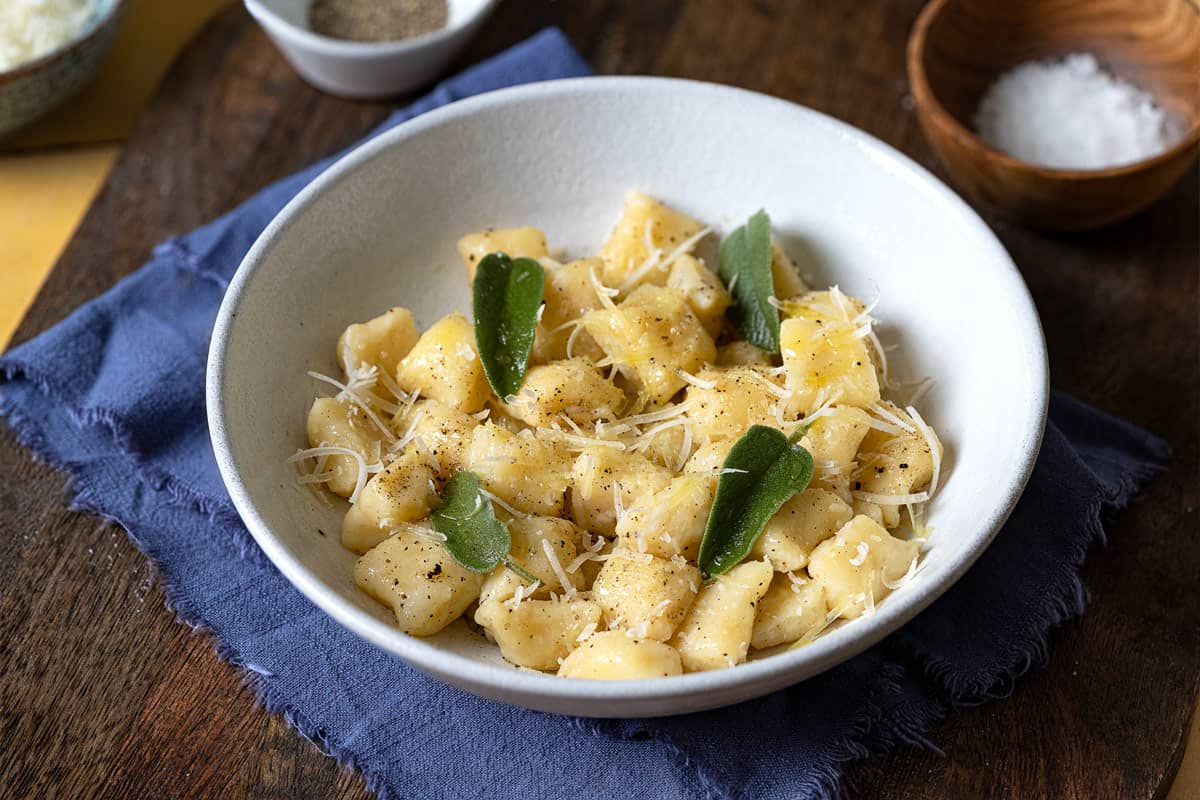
[244,0,498,98]
[208,77,1048,718]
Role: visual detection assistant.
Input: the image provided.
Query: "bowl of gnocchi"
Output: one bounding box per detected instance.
[207,77,1048,717]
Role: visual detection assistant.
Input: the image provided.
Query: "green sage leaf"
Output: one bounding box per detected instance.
[473,252,545,398]
[430,471,511,573]
[718,210,780,353]
[698,425,815,577]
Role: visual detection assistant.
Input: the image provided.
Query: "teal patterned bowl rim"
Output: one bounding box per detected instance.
[0,0,126,82]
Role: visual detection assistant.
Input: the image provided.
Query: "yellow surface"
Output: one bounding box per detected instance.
[0,4,1198,797]
[0,146,118,344]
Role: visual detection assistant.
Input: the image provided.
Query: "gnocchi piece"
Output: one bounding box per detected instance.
[686,366,789,442]
[634,418,694,471]
[578,535,615,589]
[800,405,872,498]
[558,631,684,679]
[339,448,438,553]
[807,515,920,620]
[749,488,854,572]
[569,446,673,538]
[667,254,730,338]
[395,312,490,413]
[355,528,483,636]
[780,290,880,416]
[456,226,549,281]
[583,285,716,406]
[615,475,713,560]
[468,422,572,515]
[716,340,774,367]
[474,597,602,671]
[851,498,901,529]
[770,242,809,300]
[479,516,585,604]
[599,191,705,288]
[853,402,941,499]
[336,306,419,379]
[536,257,606,362]
[504,359,625,427]
[670,559,773,672]
[305,397,386,498]
[751,573,828,650]
[389,399,477,479]
[683,438,735,478]
[591,552,700,641]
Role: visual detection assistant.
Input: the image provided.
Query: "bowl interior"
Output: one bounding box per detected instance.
[918,0,1200,150]
[209,77,1047,715]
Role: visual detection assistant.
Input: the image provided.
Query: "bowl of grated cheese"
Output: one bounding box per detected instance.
[0,0,126,138]
[907,0,1200,231]
[207,77,1049,717]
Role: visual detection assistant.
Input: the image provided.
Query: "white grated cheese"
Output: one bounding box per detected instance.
[883,556,920,590]
[861,415,906,436]
[852,490,931,505]
[625,620,650,639]
[674,368,717,390]
[866,328,894,389]
[307,370,396,443]
[540,538,577,598]
[589,263,618,309]
[374,367,412,408]
[288,445,382,504]
[675,420,694,472]
[555,432,627,451]
[575,622,599,643]
[849,541,870,566]
[479,487,527,518]
[869,403,915,433]
[786,572,808,593]
[621,401,694,427]
[393,408,427,451]
[905,405,941,500]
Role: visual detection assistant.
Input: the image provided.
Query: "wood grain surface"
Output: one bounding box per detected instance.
[1,2,1197,798]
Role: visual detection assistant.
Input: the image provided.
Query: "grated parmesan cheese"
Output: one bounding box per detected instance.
[540,538,576,598]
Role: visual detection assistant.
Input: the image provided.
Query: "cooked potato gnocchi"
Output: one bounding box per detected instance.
[295,193,944,679]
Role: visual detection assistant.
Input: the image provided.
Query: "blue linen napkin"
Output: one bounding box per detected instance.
[0,28,1170,800]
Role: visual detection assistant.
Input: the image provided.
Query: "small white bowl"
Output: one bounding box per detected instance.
[208,77,1048,718]
[244,0,498,98]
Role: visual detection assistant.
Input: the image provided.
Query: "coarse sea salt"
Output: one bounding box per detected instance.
[975,52,1183,171]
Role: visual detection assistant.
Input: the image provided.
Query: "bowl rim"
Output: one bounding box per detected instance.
[906,0,1200,181]
[0,0,126,82]
[243,0,500,56]
[207,75,1049,711]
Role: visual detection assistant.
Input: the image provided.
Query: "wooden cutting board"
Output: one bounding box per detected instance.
[1,3,1196,798]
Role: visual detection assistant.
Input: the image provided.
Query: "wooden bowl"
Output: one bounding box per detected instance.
[907,0,1200,231]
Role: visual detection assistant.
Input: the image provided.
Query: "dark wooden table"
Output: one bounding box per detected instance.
[2,2,1197,798]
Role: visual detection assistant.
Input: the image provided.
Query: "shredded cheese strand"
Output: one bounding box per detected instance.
[852,490,931,505]
[541,539,577,599]
[906,405,941,499]
[307,370,396,443]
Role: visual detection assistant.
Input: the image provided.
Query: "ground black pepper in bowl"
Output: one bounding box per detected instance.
[309,0,449,42]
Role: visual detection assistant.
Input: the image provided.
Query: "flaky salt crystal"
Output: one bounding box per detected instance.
[975,53,1184,170]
